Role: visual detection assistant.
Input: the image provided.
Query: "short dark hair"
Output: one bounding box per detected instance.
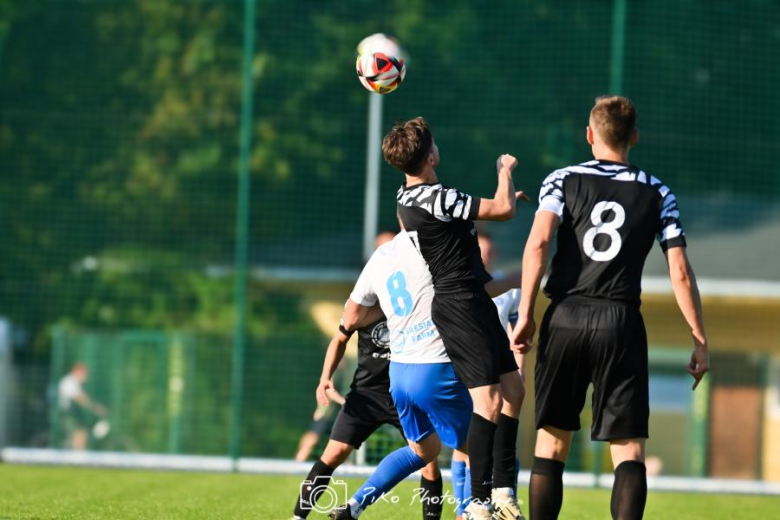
[590,95,637,149]
[381,117,433,175]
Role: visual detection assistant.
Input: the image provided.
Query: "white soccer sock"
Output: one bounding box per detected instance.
[493,486,515,497]
[348,498,363,518]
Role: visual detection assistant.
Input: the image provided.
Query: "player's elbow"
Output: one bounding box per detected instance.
[668,258,693,286]
[501,204,517,221]
[494,201,516,221]
[480,199,515,221]
[524,235,550,255]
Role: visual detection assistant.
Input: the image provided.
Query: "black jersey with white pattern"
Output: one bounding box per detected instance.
[350,318,391,398]
[539,159,686,306]
[396,182,489,293]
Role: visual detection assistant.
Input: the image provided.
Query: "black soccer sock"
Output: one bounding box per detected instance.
[492,413,520,489]
[420,474,443,519]
[467,413,498,505]
[294,458,336,518]
[529,456,565,520]
[610,460,647,520]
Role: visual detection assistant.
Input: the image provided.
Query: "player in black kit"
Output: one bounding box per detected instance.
[385,117,527,520]
[293,233,442,520]
[513,96,709,520]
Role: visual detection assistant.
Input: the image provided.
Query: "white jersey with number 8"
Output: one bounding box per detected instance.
[350,232,449,364]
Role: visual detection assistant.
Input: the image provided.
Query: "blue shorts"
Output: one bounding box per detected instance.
[389,362,472,449]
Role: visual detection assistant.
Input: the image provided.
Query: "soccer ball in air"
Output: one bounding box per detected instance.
[356,33,407,94]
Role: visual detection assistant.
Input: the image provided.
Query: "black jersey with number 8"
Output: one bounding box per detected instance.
[539,159,686,306]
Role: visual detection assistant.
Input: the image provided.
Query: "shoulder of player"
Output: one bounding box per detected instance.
[614,169,677,201]
[547,162,674,190]
[539,167,578,199]
[545,160,615,178]
[541,167,574,184]
[396,182,444,204]
[361,240,396,276]
[540,162,598,187]
[364,234,413,271]
[645,172,676,199]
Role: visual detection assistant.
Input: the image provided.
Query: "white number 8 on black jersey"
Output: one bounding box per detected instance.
[538,160,686,305]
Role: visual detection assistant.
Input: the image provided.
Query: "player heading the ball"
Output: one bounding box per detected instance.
[389,117,529,520]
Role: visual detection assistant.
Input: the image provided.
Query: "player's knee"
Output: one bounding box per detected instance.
[476,385,502,411]
[498,371,525,405]
[610,438,645,467]
[320,441,352,466]
[535,441,569,462]
[501,382,525,409]
[411,434,442,463]
[535,428,572,461]
[468,384,503,422]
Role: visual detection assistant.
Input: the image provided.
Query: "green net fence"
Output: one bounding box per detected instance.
[1,0,779,478]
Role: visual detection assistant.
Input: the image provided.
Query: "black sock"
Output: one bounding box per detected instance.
[467,413,498,504]
[294,458,336,518]
[492,413,520,489]
[420,474,443,519]
[529,456,565,520]
[611,461,647,520]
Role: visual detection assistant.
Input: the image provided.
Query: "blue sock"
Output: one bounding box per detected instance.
[460,467,472,514]
[451,460,466,515]
[352,446,426,510]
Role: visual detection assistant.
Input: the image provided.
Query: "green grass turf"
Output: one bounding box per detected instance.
[1,464,778,519]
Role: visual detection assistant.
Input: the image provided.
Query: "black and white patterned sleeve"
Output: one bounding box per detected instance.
[433,187,480,221]
[538,170,567,218]
[652,176,686,251]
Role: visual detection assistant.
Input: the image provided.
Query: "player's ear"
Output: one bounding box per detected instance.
[586,125,595,146]
[426,148,437,167]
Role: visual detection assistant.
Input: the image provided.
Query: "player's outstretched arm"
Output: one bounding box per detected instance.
[665,246,709,389]
[512,211,559,353]
[316,332,349,406]
[477,154,528,221]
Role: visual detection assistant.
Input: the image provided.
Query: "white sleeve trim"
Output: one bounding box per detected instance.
[537,198,564,217]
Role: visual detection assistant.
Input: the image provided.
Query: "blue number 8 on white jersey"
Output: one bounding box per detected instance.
[350,233,449,364]
[386,271,413,317]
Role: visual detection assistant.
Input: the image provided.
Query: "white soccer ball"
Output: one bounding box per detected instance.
[92,419,111,439]
[356,33,407,94]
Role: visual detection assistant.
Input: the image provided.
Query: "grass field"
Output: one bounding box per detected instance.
[1,465,779,519]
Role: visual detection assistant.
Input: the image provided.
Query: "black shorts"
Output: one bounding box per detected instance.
[329,390,403,448]
[432,289,517,388]
[535,296,649,441]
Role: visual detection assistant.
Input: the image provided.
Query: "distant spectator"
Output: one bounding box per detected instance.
[58,363,106,450]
